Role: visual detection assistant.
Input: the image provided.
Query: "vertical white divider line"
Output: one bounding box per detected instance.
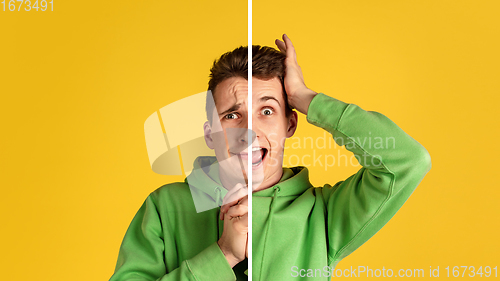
[247,0,253,279]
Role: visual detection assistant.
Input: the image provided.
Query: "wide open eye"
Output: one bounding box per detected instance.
[261,107,274,116]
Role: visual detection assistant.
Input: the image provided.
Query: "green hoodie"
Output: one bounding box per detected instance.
[109,155,248,281]
[109,93,431,281]
[252,93,431,280]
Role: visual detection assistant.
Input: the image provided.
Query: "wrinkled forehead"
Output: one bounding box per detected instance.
[212,77,248,113]
[211,76,285,116]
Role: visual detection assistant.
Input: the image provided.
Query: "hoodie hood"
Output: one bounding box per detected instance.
[185,156,228,213]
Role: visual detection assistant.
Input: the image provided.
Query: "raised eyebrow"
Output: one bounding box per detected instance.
[259,96,281,106]
[219,103,242,117]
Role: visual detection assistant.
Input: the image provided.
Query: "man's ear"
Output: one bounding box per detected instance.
[203,121,214,149]
[286,111,298,138]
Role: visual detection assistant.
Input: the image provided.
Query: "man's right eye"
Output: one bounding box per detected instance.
[224,113,239,120]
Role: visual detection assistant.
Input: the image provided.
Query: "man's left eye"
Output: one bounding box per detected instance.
[262,108,274,116]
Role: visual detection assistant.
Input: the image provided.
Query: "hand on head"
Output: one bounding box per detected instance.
[275,34,318,115]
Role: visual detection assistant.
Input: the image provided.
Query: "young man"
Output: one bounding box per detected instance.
[109,34,431,281]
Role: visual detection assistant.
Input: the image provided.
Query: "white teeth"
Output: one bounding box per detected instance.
[251,147,262,152]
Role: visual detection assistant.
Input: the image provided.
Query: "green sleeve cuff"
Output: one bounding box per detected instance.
[186,242,236,281]
[306,92,350,131]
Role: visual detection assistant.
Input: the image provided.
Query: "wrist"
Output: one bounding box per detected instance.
[290,88,318,115]
[217,240,240,268]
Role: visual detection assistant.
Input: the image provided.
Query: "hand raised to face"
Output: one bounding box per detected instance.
[220,183,248,220]
[217,190,248,268]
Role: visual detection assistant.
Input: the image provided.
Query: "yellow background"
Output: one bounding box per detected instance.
[253,0,500,279]
[1,1,499,280]
[0,1,247,280]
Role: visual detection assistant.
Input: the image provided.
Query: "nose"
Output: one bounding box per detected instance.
[237,128,256,147]
[251,115,264,142]
[225,127,254,153]
[235,114,253,145]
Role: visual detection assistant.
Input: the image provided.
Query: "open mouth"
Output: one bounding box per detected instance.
[251,147,268,166]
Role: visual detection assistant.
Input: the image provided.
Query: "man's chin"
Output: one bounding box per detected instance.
[220,156,267,188]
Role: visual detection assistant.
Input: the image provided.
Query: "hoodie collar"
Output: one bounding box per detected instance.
[185,156,227,212]
[186,156,314,202]
[252,166,313,197]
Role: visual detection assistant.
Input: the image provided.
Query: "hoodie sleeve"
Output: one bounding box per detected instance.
[306,93,432,267]
[109,195,236,281]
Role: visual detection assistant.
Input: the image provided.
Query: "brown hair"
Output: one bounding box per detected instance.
[206,45,292,123]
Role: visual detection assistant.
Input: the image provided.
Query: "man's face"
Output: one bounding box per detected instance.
[204,76,297,192]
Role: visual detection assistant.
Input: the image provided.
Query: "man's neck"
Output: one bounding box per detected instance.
[217,168,284,193]
[251,169,284,193]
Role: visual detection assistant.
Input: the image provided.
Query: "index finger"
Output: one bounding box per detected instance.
[220,184,248,219]
[282,34,297,62]
[222,183,248,206]
[220,195,248,220]
[275,38,287,54]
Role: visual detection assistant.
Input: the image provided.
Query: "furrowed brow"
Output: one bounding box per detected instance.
[219,103,242,117]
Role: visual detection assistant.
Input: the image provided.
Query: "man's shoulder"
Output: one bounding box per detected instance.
[148,180,193,206]
[283,165,347,199]
[147,179,218,217]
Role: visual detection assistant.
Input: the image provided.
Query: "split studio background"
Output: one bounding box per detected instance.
[0,1,499,281]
